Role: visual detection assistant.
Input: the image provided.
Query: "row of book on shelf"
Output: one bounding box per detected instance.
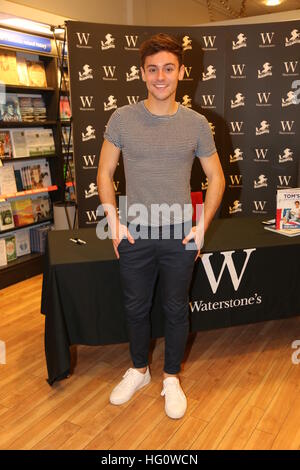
[0,93,47,122]
[0,158,52,196]
[264,188,300,237]
[0,194,52,231]
[0,50,47,87]
[0,128,55,159]
[0,93,71,123]
[0,222,52,267]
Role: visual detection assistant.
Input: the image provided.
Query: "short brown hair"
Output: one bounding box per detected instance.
[140,33,183,69]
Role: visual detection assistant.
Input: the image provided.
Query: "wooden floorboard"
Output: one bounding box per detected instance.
[1,274,300,450]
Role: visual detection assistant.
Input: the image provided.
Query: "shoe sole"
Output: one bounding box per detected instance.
[109,376,151,406]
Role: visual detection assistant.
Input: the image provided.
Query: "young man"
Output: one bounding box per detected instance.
[97,34,225,419]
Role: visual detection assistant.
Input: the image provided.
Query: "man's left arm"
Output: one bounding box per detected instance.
[198,151,225,233]
[183,151,225,254]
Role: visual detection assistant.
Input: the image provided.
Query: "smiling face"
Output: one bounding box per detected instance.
[141,51,184,104]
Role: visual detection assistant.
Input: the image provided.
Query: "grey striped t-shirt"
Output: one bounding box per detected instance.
[104,101,216,226]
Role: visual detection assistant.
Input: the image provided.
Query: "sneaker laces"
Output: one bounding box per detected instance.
[161,380,180,397]
[119,368,142,390]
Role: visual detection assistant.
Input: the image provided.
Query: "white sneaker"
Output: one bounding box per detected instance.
[110,367,151,405]
[161,377,187,419]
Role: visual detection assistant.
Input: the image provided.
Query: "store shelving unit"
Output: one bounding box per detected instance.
[0,27,65,289]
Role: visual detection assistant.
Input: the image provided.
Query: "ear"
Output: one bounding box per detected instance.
[140,66,146,82]
[178,64,185,81]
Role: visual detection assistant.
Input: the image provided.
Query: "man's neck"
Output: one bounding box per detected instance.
[144,98,179,116]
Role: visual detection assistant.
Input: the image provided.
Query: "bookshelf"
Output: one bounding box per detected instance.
[0,27,65,289]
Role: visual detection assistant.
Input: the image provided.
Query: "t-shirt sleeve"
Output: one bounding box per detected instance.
[103,109,122,149]
[195,115,217,158]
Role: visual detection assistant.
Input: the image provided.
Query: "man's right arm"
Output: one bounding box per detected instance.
[97,139,121,235]
[97,139,134,258]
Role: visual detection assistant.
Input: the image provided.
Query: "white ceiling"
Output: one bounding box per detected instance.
[1,0,300,25]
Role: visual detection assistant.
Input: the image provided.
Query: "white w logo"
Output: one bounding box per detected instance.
[82,155,96,166]
[230,121,243,132]
[127,96,139,105]
[284,61,298,73]
[80,96,93,107]
[86,211,98,222]
[278,175,292,186]
[260,32,275,44]
[76,32,90,45]
[281,120,294,132]
[201,249,256,294]
[232,64,246,75]
[103,66,116,78]
[125,35,139,48]
[202,95,215,106]
[254,148,268,159]
[253,201,267,211]
[257,92,271,104]
[202,36,216,48]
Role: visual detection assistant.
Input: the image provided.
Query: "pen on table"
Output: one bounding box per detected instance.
[69,238,86,245]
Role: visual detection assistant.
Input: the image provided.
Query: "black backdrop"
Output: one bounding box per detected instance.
[66,20,300,228]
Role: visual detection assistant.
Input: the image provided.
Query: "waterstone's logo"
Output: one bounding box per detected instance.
[100,33,115,50]
[285,29,300,47]
[256,121,270,136]
[202,65,216,81]
[258,62,272,79]
[181,95,192,108]
[232,33,247,50]
[182,35,192,51]
[229,200,242,215]
[104,95,117,111]
[229,148,243,163]
[81,125,96,142]
[126,66,140,82]
[279,148,293,163]
[231,93,245,108]
[79,64,93,81]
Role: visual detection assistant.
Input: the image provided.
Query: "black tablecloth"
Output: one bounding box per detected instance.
[41,217,300,384]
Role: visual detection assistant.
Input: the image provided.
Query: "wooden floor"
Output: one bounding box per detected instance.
[1,275,300,450]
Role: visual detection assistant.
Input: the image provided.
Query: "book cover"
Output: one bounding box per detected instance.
[10,129,28,158]
[18,94,34,122]
[0,131,13,159]
[11,198,34,227]
[32,95,47,122]
[5,235,17,262]
[0,238,7,266]
[0,164,17,195]
[0,94,22,122]
[39,129,55,154]
[15,229,31,257]
[60,96,71,120]
[264,226,300,237]
[276,189,300,229]
[27,61,47,87]
[32,195,52,222]
[29,159,52,187]
[0,51,18,85]
[16,57,29,86]
[0,202,15,231]
[25,128,43,156]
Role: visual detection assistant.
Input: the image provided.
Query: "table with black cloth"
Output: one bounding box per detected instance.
[41,217,300,385]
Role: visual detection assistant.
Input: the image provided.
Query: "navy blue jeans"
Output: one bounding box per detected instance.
[118,223,197,374]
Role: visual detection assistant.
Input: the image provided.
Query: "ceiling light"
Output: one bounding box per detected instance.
[265,0,281,6]
[0,17,51,35]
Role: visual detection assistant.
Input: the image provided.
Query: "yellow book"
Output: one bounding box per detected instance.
[11,198,34,227]
[27,61,47,87]
[0,51,19,85]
